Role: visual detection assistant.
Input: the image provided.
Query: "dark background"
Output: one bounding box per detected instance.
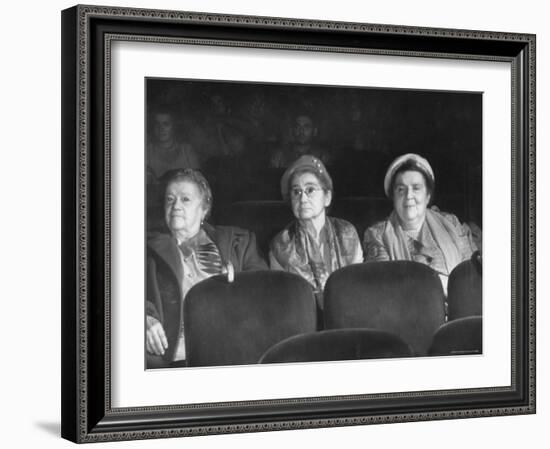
[146,78,482,254]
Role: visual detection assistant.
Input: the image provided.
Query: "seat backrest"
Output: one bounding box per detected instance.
[259,328,412,364]
[213,200,293,258]
[447,255,482,320]
[435,194,468,223]
[329,196,391,238]
[324,261,446,356]
[184,270,317,367]
[428,316,482,356]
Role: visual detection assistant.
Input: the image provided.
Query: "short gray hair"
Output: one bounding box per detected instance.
[163,169,213,220]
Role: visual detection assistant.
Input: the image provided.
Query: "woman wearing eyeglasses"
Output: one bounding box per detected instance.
[269,155,363,317]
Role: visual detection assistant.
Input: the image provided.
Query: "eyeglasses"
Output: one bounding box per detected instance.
[290,186,323,198]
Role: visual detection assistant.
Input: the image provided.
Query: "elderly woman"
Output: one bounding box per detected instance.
[269,156,363,314]
[363,153,479,294]
[146,169,267,368]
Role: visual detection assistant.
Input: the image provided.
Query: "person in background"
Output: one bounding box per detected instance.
[270,113,332,168]
[269,156,363,323]
[363,153,479,295]
[200,92,268,202]
[147,106,201,181]
[146,169,267,368]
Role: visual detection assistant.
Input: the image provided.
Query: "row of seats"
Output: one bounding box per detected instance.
[148,196,471,257]
[260,318,482,364]
[183,259,482,367]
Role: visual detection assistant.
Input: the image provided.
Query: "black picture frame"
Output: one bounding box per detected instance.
[61,4,536,443]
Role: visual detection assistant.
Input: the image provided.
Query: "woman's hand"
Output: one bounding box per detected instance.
[146,315,168,356]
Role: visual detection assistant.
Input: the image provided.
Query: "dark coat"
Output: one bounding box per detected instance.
[146,223,268,361]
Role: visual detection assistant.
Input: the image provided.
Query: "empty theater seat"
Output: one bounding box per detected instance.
[259,328,412,364]
[324,261,446,356]
[428,316,482,356]
[330,197,391,238]
[184,270,317,367]
[447,251,482,320]
[213,200,293,258]
[434,194,469,224]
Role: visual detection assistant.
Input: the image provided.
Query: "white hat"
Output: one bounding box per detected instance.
[383,153,434,197]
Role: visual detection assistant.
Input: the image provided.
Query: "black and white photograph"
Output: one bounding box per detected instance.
[2,0,547,445]
[145,78,483,369]
[57,2,536,444]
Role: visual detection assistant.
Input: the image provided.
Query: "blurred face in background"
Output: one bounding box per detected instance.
[211,95,229,116]
[153,113,174,144]
[293,115,316,145]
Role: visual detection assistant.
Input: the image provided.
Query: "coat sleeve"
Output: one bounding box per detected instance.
[343,221,364,264]
[238,230,269,271]
[439,210,481,257]
[362,224,391,262]
[351,238,364,264]
[146,256,163,323]
[269,250,285,271]
[466,221,482,253]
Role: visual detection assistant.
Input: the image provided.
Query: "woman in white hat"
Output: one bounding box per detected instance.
[269,155,363,316]
[363,153,479,294]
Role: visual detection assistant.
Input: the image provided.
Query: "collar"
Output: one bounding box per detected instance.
[177,229,209,258]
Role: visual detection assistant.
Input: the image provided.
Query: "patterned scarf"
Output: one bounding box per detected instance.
[271,217,359,297]
[178,230,223,275]
[299,221,334,293]
[383,208,467,274]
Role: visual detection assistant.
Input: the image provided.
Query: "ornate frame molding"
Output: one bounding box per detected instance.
[61,4,536,443]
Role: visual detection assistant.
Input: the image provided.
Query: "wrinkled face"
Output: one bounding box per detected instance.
[153,113,174,143]
[164,180,207,236]
[293,115,315,145]
[392,170,431,227]
[290,172,331,221]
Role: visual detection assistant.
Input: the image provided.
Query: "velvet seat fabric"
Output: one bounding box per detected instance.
[323,261,446,356]
[447,254,482,320]
[184,270,317,367]
[428,316,482,356]
[329,197,391,238]
[213,200,293,258]
[259,328,412,364]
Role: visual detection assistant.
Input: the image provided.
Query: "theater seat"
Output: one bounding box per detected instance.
[184,270,317,367]
[213,200,293,258]
[330,197,391,238]
[435,194,468,224]
[428,316,482,356]
[324,261,446,356]
[259,328,412,364]
[447,252,482,320]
